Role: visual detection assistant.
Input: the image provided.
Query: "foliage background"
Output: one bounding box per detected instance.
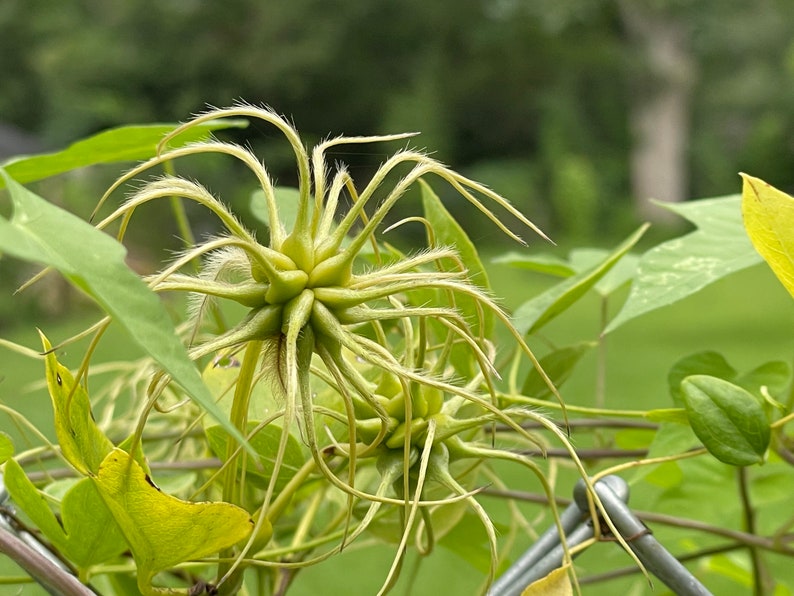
[3,2,794,594]
[3,0,794,240]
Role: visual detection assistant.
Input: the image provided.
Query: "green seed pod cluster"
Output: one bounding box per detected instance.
[95,104,563,591]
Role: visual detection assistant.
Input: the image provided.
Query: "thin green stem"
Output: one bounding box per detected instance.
[162,161,197,252]
[595,295,608,409]
[506,393,655,419]
[217,340,263,589]
[221,340,263,505]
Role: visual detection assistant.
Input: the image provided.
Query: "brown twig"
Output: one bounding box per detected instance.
[738,467,768,595]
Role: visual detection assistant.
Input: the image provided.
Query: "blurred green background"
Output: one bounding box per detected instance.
[3,0,794,325]
[3,1,794,594]
[3,0,794,239]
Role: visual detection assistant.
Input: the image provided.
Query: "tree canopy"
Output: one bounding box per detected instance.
[2,0,794,238]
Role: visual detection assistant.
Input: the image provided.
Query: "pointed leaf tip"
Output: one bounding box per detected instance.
[741,173,794,298]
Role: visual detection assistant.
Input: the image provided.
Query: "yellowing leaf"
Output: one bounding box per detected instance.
[0,431,13,463]
[40,331,114,475]
[741,173,794,298]
[93,448,253,595]
[3,459,127,575]
[521,565,573,596]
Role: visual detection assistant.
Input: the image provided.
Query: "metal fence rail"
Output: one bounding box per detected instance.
[488,476,713,596]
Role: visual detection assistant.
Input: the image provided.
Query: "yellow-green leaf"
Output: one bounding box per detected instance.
[741,173,794,298]
[3,459,127,573]
[40,331,114,476]
[92,448,253,595]
[0,431,13,463]
[521,565,573,596]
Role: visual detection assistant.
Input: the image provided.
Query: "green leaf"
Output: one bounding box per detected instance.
[736,361,791,399]
[681,375,771,466]
[0,432,13,463]
[250,186,304,233]
[631,422,698,486]
[92,448,253,595]
[205,422,305,492]
[3,459,127,572]
[438,511,503,574]
[105,573,142,596]
[420,179,493,334]
[668,352,790,407]
[58,478,129,571]
[492,252,576,277]
[704,554,754,588]
[202,354,279,422]
[0,120,248,188]
[668,351,737,407]
[496,247,639,309]
[420,180,493,376]
[645,421,700,461]
[3,459,68,549]
[570,249,639,297]
[0,172,250,452]
[606,196,762,333]
[750,462,794,508]
[741,173,794,298]
[513,224,648,335]
[521,342,595,398]
[496,249,638,296]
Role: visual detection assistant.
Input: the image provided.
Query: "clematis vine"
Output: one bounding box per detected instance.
[91,104,591,593]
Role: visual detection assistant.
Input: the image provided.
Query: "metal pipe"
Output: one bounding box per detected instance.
[490,475,713,596]
[574,476,713,596]
[487,499,586,596]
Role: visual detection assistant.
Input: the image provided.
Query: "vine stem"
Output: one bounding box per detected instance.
[217,339,263,592]
[161,159,227,331]
[595,295,608,409]
[163,160,196,251]
[222,339,264,506]
[505,393,655,419]
[497,418,658,432]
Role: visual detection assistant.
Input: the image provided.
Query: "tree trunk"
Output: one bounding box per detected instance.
[620,3,697,222]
